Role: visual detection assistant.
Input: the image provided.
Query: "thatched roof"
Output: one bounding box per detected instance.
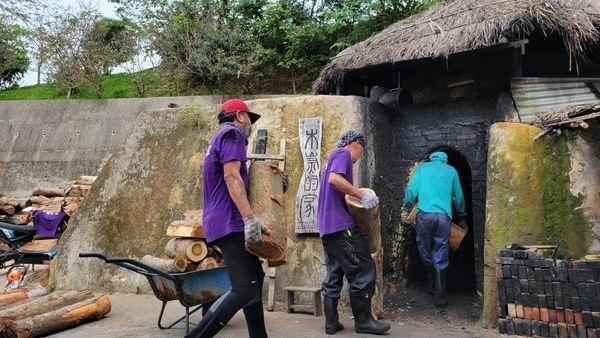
[313,0,600,94]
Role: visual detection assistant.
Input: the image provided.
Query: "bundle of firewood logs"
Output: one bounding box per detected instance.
[0,175,96,225]
[141,210,224,273]
[0,289,111,338]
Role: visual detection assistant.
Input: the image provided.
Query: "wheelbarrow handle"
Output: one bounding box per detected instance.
[79,252,176,281]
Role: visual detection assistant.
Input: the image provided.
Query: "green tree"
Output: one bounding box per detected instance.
[0,18,30,89]
[89,18,137,75]
[154,3,267,93]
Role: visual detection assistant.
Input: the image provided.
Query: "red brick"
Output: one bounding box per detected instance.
[574,311,584,325]
[541,308,550,322]
[524,306,532,320]
[565,309,575,324]
[516,304,524,318]
[532,307,541,321]
[556,309,565,323]
[549,309,557,323]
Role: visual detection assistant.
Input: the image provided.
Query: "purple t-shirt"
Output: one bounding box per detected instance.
[317,148,355,236]
[202,124,249,243]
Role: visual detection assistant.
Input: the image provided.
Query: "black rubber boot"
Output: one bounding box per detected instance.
[425,264,435,295]
[434,269,447,308]
[324,296,344,334]
[350,298,391,335]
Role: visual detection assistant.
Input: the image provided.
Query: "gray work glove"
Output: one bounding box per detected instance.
[243,215,271,245]
[400,208,409,225]
[359,191,379,210]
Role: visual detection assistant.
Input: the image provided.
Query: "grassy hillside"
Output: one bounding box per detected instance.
[0,68,313,100]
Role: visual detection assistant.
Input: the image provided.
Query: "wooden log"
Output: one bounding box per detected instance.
[4,294,111,338]
[166,220,206,239]
[4,212,31,225]
[0,205,16,215]
[27,195,51,206]
[31,188,65,198]
[0,287,48,307]
[246,162,287,262]
[197,257,218,270]
[75,176,97,185]
[345,188,384,319]
[173,255,189,272]
[141,255,174,272]
[345,188,381,254]
[0,290,93,320]
[68,184,91,198]
[19,239,58,252]
[164,238,208,262]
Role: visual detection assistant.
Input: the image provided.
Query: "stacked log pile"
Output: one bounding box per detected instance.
[0,176,96,225]
[0,289,111,337]
[141,210,224,273]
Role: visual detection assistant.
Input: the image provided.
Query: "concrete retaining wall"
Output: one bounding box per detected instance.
[53,96,385,306]
[0,97,228,197]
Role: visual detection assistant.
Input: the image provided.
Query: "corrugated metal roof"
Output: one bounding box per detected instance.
[511,78,600,122]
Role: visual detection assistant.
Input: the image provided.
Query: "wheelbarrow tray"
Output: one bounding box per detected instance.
[79,252,230,335]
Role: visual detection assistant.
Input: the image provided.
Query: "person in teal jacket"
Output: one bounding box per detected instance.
[401,151,466,307]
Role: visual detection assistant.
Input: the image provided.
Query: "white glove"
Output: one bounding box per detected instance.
[359,191,379,210]
[243,215,271,245]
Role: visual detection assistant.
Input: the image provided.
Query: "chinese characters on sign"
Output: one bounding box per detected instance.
[294,117,322,233]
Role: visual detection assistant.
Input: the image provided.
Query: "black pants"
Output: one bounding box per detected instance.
[321,227,376,300]
[188,232,266,338]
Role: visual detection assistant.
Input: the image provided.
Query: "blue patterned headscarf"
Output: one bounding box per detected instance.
[336,130,365,149]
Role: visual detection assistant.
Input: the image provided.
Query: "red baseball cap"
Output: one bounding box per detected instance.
[219,99,261,124]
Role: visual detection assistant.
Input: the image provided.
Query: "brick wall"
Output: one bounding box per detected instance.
[377,95,511,291]
[496,248,600,337]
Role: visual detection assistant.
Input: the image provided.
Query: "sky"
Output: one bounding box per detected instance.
[20,0,119,86]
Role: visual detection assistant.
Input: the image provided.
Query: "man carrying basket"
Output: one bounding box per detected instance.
[401,151,467,307]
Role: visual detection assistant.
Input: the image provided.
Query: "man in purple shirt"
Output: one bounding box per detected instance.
[188,99,270,338]
[318,130,390,335]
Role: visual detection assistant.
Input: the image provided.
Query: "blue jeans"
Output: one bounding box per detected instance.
[416,212,451,270]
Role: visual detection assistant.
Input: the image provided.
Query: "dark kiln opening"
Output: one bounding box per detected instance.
[406,146,476,294]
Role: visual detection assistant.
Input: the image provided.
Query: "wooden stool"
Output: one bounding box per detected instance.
[284,286,322,316]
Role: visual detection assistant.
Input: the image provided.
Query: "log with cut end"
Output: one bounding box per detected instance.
[166,220,206,238]
[141,255,175,272]
[4,294,111,338]
[31,188,65,198]
[164,238,208,262]
[0,204,16,215]
[197,257,218,270]
[173,255,189,272]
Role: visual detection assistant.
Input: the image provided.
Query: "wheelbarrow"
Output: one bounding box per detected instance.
[79,252,231,335]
